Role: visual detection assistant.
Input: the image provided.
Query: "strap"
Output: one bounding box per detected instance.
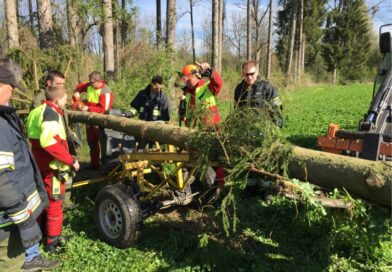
[0,211,13,228]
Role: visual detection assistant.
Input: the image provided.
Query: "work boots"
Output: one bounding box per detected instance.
[44,235,71,253]
[22,254,60,271]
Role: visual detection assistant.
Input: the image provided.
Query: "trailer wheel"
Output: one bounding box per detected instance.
[191,167,221,206]
[95,183,142,248]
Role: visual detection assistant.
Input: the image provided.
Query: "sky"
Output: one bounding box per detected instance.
[132,0,392,53]
[0,0,390,53]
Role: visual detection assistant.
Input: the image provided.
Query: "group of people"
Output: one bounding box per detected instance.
[0,57,282,271]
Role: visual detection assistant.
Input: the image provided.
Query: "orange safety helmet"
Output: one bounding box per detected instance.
[181,64,199,78]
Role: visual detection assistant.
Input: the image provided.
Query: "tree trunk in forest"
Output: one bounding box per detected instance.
[121,0,127,48]
[254,0,260,71]
[266,0,272,80]
[212,0,219,70]
[66,110,392,207]
[296,0,303,82]
[189,0,196,63]
[166,0,176,50]
[103,0,115,79]
[285,1,297,82]
[301,33,305,75]
[218,0,223,72]
[113,0,120,73]
[67,0,80,48]
[4,0,19,49]
[37,0,54,49]
[246,0,252,61]
[156,0,162,48]
[28,0,34,34]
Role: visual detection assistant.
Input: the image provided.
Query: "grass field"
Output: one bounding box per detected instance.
[51,83,391,272]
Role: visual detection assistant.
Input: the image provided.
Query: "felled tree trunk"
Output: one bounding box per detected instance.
[66,110,392,207]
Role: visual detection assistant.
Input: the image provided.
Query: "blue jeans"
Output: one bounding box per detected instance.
[25,243,40,262]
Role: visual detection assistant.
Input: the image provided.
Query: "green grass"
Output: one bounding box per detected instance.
[280,83,373,148]
[49,83,391,272]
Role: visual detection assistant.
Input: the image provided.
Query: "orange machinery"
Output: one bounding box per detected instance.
[318,24,392,161]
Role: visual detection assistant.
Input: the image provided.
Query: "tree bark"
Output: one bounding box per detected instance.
[266,0,272,80]
[37,0,54,49]
[218,0,223,72]
[156,0,162,48]
[189,0,196,63]
[296,0,303,82]
[67,0,80,48]
[301,33,305,75]
[212,0,219,69]
[121,0,127,48]
[285,0,297,82]
[246,0,252,61]
[28,0,35,34]
[166,0,176,50]
[66,110,392,207]
[113,0,120,73]
[4,0,19,49]
[103,0,115,79]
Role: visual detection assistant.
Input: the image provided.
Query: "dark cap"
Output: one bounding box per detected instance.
[0,58,24,91]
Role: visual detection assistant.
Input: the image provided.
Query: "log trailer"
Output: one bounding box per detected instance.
[318,24,392,160]
[68,112,218,249]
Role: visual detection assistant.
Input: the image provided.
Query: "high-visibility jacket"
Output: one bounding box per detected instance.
[75,81,114,113]
[0,105,48,248]
[183,69,223,127]
[27,101,74,174]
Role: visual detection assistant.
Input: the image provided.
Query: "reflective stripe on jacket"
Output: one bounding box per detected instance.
[27,101,73,174]
[0,105,47,228]
[183,70,222,127]
[76,82,114,113]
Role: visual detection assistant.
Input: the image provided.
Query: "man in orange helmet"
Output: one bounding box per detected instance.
[179,62,222,127]
[178,62,224,189]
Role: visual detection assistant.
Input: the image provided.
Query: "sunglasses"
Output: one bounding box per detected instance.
[244,72,256,77]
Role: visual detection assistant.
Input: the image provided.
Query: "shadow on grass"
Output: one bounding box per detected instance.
[63,182,391,272]
[132,196,334,272]
[285,134,319,149]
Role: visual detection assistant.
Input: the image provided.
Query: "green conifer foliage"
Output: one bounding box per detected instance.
[322,0,371,82]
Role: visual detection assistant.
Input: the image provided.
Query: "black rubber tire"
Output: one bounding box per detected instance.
[94,183,142,248]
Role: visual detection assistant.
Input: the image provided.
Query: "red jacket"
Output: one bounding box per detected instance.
[75,81,114,113]
[183,70,223,126]
[28,101,74,174]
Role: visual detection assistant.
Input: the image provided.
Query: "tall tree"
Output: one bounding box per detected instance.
[218,0,224,71]
[103,0,115,78]
[156,0,162,48]
[266,0,273,80]
[251,0,269,75]
[285,0,297,80]
[37,0,54,49]
[276,0,326,77]
[67,0,80,48]
[212,0,220,69]
[189,0,196,62]
[4,0,19,49]
[166,0,176,50]
[28,0,35,34]
[246,0,252,60]
[296,0,304,81]
[121,0,128,48]
[322,0,371,83]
